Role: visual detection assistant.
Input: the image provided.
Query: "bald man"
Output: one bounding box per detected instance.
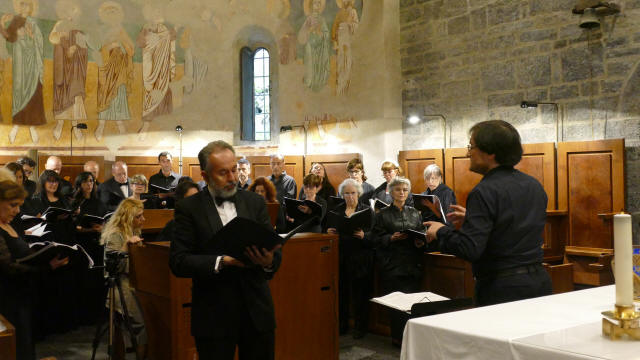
[45,155,74,198]
[97,161,131,211]
[84,160,101,186]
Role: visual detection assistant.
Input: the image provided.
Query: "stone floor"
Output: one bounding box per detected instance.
[35,327,400,360]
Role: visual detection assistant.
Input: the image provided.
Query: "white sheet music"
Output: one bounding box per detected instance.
[371,291,449,313]
[25,222,49,237]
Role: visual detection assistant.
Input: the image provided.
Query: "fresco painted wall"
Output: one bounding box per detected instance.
[0,0,401,186]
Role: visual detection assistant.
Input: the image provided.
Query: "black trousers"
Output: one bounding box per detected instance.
[339,269,372,332]
[195,326,274,360]
[475,265,552,306]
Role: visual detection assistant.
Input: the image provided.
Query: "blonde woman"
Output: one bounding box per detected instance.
[100,198,147,359]
[129,174,156,209]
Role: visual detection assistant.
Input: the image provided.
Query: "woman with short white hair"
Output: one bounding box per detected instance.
[328,178,374,338]
[371,176,426,343]
[420,164,456,223]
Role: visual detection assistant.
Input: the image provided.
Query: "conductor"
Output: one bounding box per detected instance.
[169,140,282,360]
[425,120,552,306]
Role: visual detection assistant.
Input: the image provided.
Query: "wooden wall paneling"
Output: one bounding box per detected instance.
[304,153,361,193]
[557,139,625,249]
[244,155,305,190]
[444,148,482,207]
[0,155,21,168]
[517,143,556,210]
[397,149,444,194]
[181,157,203,182]
[37,155,106,183]
[115,156,178,183]
[444,143,556,209]
[423,252,475,299]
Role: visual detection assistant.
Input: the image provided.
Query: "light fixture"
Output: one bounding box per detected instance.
[520,100,561,142]
[572,1,620,29]
[408,115,421,125]
[175,125,184,174]
[70,123,87,156]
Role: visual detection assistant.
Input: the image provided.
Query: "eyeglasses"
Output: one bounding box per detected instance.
[132,183,146,186]
[467,144,477,152]
[382,170,396,175]
[348,170,361,175]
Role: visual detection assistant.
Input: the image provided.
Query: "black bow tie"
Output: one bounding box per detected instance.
[214,194,236,206]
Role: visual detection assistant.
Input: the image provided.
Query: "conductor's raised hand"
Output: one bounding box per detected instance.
[446,204,466,227]
[245,244,282,268]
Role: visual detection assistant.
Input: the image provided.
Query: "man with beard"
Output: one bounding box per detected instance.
[169,140,282,360]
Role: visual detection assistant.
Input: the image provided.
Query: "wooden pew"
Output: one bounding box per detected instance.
[0,314,16,360]
[129,232,339,360]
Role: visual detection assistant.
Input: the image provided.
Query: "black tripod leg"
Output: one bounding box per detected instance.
[115,277,139,351]
[91,278,112,360]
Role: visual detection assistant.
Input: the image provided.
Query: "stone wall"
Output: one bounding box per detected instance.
[399,0,640,239]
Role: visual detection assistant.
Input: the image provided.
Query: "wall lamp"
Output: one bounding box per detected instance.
[520,100,561,142]
[280,124,308,155]
[70,123,87,156]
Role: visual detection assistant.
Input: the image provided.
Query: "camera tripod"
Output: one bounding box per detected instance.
[90,270,139,360]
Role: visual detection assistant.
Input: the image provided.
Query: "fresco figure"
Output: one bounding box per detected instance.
[136,3,176,139]
[50,0,88,141]
[298,0,330,92]
[332,0,359,95]
[0,0,46,144]
[95,1,134,141]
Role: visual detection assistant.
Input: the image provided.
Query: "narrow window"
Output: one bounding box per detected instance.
[241,47,271,141]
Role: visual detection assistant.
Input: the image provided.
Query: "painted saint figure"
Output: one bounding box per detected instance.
[0,0,46,144]
[136,4,176,138]
[95,1,134,140]
[332,0,359,95]
[298,0,330,92]
[49,0,88,141]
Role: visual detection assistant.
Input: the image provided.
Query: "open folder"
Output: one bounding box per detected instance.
[412,194,447,221]
[371,291,449,313]
[212,216,311,264]
[326,208,373,234]
[16,241,94,268]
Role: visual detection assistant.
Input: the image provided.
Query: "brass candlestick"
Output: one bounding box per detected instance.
[602,305,640,340]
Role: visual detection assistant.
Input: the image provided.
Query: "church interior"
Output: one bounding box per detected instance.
[1,0,640,359]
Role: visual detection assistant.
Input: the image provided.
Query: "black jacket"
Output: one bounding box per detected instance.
[372,205,425,279]
[97,177,130,212]
[369,182,414,207]
[169,188,282,338]
[332,202,374,279]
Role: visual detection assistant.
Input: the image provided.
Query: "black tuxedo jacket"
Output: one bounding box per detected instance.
[97,177,130,212]
[169,188,282,338]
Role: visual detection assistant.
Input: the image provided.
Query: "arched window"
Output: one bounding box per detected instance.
[241,47,271,141]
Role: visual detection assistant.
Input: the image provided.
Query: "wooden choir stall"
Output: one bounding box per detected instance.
[129,210,340,360]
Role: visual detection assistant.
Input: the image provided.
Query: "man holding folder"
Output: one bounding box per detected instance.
[169,140,282,360]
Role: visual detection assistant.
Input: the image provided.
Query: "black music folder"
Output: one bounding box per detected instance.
[369,198,390,212]
[149,183,176,193]
[400,229,427,242]
[327,196,346,211]
[412,194,447,221]
[42,206,73,221]
[16,241,94,268]
[283,197,323,221]
[326,208,373,234]
[78,212,114,228]
[213,217,307,264]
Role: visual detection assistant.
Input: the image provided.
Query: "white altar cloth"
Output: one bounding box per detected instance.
[401,285,640,360]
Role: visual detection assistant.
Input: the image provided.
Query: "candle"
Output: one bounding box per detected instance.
[614,214,633,307]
